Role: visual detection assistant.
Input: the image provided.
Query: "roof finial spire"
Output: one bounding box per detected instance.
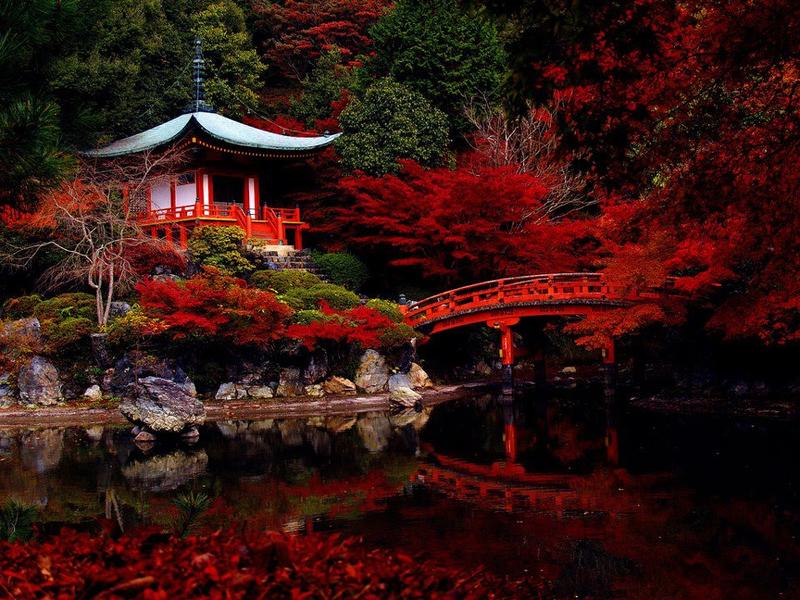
[190,36,214,113]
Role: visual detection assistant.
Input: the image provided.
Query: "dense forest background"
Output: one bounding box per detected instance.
[2,0,799,371]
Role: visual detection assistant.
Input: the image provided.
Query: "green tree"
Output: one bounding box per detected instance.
[368,0,507,130]
[290,48,354,127]
[47,0,192,147]
[0,0,73,207]
[193,0,266,116]
[337,78,450,175]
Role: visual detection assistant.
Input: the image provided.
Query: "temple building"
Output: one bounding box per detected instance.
[84,39,338,250]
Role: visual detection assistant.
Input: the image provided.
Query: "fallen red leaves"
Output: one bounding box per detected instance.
[0,527,537,599]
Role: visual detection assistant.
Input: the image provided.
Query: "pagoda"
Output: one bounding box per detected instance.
[84,39,338,250]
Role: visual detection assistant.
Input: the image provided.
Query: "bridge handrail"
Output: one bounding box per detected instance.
[404,272,676,327]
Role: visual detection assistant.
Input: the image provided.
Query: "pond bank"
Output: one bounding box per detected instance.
[0,383,485,428]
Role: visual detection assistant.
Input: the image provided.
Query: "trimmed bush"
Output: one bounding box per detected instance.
[379,322,423,352]
[313,253,369,291]
[45,317,94,351]
[34,293,96,323]
[282,283,360,311]
[188,226,253,276]
[291,309,328,325]
[2,294,42,320]
[365,298,405,323]
[250,269,322,294]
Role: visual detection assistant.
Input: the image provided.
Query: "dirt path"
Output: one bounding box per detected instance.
[0,384,486,429]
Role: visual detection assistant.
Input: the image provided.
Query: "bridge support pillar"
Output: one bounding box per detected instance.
[499,323,515,395]
[601,339,617,400]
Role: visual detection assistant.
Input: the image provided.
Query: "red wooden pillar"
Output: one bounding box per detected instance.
[169,178,177,215]
[179,225,188,249]
[601,338,617,400]
[165,226,173,244]
[243,177,250,218]
[277,214,285,244]
[294,227,303,250]
[150,227,158,240]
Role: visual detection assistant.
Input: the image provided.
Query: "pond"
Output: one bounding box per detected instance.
[1,387,798,599]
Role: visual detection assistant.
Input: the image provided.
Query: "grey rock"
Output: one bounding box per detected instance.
[110,355,194,396]
[215,382,246,401]
[2,318,41,343]
[119,376,205,434]
[355,350,389,393]
[247,385,274,399]
[83,384,103,401]
[276,368,305,397]
[18,356,62,406]
[388,373,412,391]
[109,301,132,318]
[389,386,422,408]
[0,373,12,407]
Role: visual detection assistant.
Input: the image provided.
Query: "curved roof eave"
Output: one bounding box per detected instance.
[82,112,340,158]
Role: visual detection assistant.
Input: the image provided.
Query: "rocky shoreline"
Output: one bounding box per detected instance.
[0,383,482,429]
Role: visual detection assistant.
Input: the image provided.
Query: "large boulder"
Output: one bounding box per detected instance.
[322,376,356,396]
[83,385,103,401]
[355,350,389,394]
[389,386,422,409]
[276,367,305,397]
[119,376,205,434]
[18,356,62,406]
[408,363,434,389]
[110,355,194,396]
[388,373,412,392]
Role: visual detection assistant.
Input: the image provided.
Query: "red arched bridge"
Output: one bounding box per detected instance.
[403,273,674,383]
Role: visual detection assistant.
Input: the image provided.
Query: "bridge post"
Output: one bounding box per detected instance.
[499,323,515,394]
[601,339,617,400]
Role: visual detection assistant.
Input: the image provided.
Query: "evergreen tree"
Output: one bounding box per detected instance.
[337,78,450,175]
[193,0,266,117]
[368,0,507,131]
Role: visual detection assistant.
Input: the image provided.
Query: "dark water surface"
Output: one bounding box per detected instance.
[1,388,798,599]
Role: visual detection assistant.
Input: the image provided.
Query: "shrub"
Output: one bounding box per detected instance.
[291,309,328,325]
[282,283,360,311]
[0,500,38,542]
[365,298,405,323]
[107,305,168,347]
[136,268,292,347]
[33,292,95,323]
[313,253,369,290]
[250,269,322,293]
[45,317,94,352]
[188,226,253,276]
[2,294,42,320]
[379,322,422,352]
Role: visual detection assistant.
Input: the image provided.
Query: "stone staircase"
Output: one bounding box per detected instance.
[246,246,326,277]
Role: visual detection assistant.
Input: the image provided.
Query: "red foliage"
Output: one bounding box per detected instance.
[287,303,397,350]
[253,0,392,80]
[136,268,292,346]
[327,160,601,286]
[538,0,800,343]
[0,527,536,598]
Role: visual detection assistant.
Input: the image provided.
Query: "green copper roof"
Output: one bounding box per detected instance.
[83,112,339,158]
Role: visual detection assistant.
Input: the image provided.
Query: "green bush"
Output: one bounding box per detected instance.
[291,309,328,325]
[313,253,369,291]
[45,317,94,351]
[250,269,322,293]
[282,283,361,311]
[337,78,450,175]
[188,226,253,276]
[365,298,405,323]
[33,292,96,323]
[379,323,423,352]
[2,294,42,319]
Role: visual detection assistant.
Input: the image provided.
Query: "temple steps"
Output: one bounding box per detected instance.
[246,246,327,278]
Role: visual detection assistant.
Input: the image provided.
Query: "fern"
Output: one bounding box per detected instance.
[171,491,212,538]
[0,500,38,542]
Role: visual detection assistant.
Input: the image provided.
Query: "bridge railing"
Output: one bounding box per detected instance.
[404,273,674,327]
